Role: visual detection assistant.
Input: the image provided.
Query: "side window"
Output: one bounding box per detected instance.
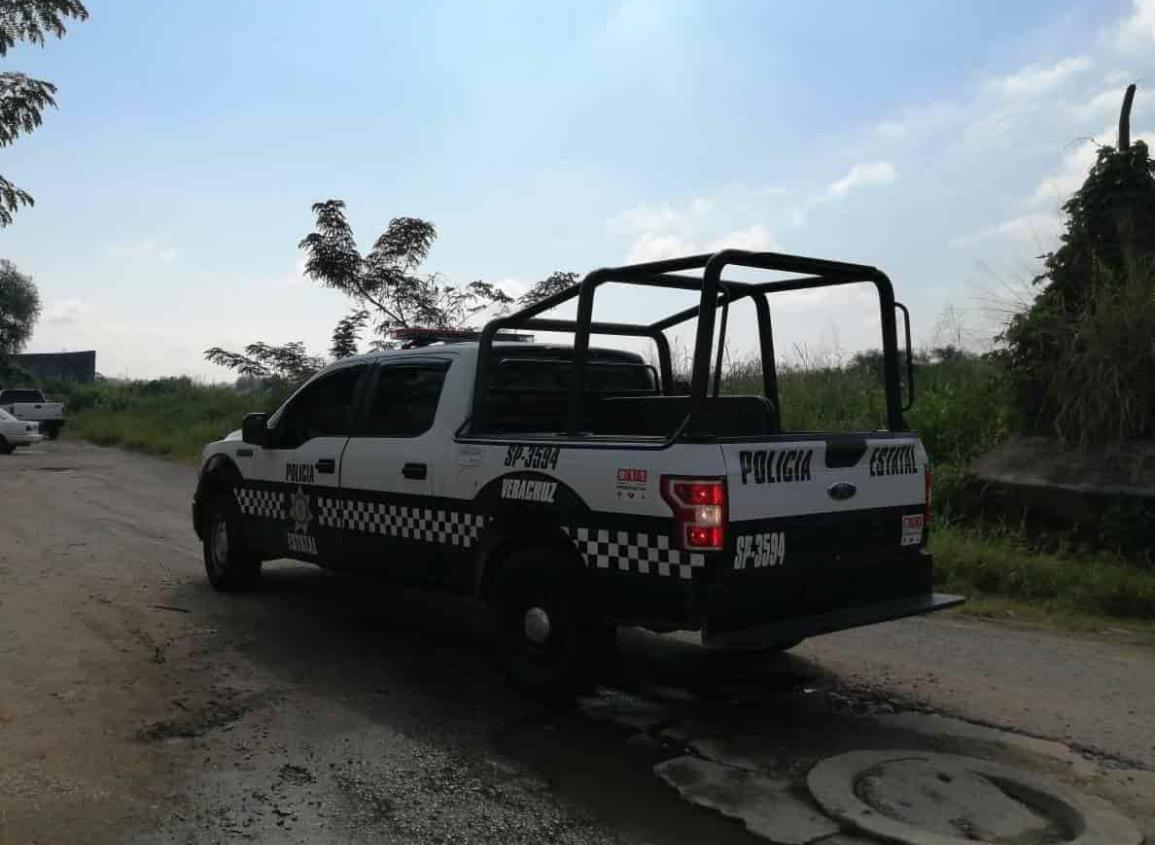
[363,362,449,437]
[274,365,366,448]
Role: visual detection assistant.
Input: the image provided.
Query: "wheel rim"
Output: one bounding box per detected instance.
[210,515,229,573]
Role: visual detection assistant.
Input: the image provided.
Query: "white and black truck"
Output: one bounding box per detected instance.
[193,249,961,693]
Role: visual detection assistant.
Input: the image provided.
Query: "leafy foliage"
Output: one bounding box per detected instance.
[330,309,368,360]
[1001,138,1155,443]
[0,0,88,226]
[0,1,89,55]
[208,202,578,380]
[0,259,41,354]
[204,341,324,384]
[298,200,513,343]
[517,271,579,307]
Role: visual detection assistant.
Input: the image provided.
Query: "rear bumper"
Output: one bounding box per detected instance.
[701,591,964,650]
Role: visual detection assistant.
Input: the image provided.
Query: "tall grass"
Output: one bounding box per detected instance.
[723,352,1013,468]
[932,522,1155,620]
[48,376,288,463]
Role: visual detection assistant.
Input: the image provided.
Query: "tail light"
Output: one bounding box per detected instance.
[660,476,727,551]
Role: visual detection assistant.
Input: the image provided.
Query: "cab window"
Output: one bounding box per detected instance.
[273,365,366,448]
[362,361,450,437]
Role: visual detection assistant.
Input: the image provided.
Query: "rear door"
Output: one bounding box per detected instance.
[720,435,928,621]
[339,357,454,581]
[241,363,370,564]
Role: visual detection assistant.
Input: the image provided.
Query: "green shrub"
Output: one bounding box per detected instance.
[1002,140,1155,444]
[50,377,290,463]
[932,522,1155,620]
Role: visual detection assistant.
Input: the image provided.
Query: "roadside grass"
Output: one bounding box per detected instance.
[931,521,1155,623]
[51,377,284,464]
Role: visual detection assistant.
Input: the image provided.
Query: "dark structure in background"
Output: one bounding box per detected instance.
[8,350,96,383]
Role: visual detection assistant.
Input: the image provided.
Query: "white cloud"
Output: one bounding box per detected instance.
[707,223,775,252]
[949,212,1064,248]
[42,297,91,326]
[1031,136,1103,204]
[607,198,713,235]
[624,232,695,263]
[987,56,1093,98]
[826,161,897,200]
[1030,125,1155,205]
[107,239,182,262]
[1117,0,1155,50]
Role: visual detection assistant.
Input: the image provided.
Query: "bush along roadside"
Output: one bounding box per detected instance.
[47,377,290,463]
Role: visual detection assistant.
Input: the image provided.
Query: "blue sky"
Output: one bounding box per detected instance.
[4,0,1155,379]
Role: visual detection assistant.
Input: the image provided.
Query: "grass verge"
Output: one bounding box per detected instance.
[931,522,1155,624]
[56,377,284,464]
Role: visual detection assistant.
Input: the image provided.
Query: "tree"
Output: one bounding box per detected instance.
[204,341,325,385]
[330,309,368,359]
[0,0,89,227]
[206,201,580,383]
[298,200,514,344]
[0,259,41,355]
[517,271,578,307]
[1001,85,1155,442]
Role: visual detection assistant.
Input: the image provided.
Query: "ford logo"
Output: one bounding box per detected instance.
[827,481,857,501]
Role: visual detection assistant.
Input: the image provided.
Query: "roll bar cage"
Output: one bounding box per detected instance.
[469,249,913,437]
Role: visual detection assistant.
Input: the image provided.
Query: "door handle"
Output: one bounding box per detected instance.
[315,458,336,474]
[402,462,427,480]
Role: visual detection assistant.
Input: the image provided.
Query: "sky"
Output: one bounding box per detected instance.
[3,0,1155,380]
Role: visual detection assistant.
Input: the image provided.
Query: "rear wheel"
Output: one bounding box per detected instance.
[490,549,611,697]
[202,491,262,591]
[44,423,61,440]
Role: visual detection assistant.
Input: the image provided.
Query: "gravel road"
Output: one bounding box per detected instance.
[1,441,1152,844]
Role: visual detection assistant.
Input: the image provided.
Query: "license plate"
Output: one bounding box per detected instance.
[901,514,924,546]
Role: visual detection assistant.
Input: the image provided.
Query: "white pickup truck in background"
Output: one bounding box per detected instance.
[0,388,66,440]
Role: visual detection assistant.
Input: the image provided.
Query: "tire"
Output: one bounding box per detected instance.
[202,490,262,591]
[0,437,13,455]
[490,549,611,698]
[45,423,61,440]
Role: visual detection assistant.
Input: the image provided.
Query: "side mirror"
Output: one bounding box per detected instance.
[241,412,271,447]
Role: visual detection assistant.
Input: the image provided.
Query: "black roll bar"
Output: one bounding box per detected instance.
[468,249,909,437]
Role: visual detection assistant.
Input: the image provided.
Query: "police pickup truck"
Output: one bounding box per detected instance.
[193,250,961,693]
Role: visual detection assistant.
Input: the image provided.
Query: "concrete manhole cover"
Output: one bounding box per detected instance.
[807,750,1141,845]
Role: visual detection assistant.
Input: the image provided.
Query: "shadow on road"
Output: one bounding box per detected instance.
[164,561,878,843]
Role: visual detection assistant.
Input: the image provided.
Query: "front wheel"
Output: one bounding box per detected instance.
[202,491,262,591]
[0,437,13,455]
[490,549,611,698]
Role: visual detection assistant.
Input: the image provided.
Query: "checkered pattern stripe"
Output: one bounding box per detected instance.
[564,526,705,580]
[341,499,486,548]
[234,487,283,520]
[316,495,344,528]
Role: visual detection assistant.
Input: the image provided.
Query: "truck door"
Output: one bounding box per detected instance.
[241,363,370,564]
[339,358,453,581]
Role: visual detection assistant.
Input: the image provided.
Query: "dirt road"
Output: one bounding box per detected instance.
[1,441,1152,844]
